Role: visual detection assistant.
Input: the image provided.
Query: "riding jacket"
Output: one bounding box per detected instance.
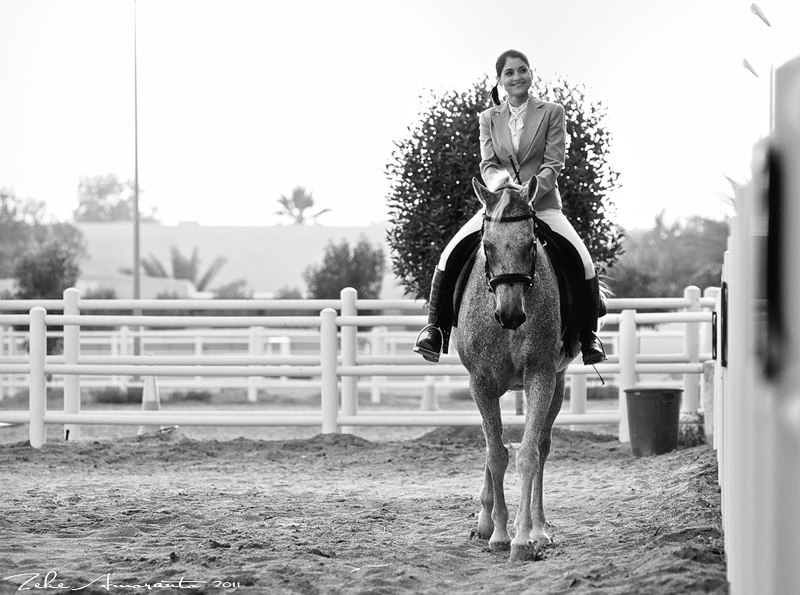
[478,98,566,212]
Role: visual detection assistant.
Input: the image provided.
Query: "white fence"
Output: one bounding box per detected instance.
[712,56,800,595]
[0,285,718,448]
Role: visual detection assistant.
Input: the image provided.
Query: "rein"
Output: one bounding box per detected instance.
[481,211,538,294]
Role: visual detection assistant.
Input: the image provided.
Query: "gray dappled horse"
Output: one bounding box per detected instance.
[455,179,580,562]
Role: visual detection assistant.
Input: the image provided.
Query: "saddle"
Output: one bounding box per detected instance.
[450,217,587,358]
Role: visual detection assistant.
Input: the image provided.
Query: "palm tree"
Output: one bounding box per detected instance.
[122,246,227,292]
[275,186,330,224]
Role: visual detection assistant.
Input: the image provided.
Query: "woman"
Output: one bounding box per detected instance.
[414,49,606,365]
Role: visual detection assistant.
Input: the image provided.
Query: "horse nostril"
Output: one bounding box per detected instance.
[494,311,503,325]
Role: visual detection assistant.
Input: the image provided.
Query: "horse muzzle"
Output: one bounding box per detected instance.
[494,308,527,330]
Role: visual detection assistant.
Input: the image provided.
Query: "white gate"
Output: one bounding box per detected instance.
[718,55,800,595]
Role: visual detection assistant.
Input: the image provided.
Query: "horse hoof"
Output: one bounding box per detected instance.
[509,542,543,562]
[489,541,511,553]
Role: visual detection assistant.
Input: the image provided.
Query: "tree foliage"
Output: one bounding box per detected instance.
[275,186,330,225]
[386,76,623,300]
[1,188,47,278]
[13,240,82,299]
[303,236,386,299]
[73,174,158,222]
[608,213,728,297]
[1,188,87,296]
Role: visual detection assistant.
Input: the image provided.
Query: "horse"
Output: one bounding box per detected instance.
[453,178,580,562]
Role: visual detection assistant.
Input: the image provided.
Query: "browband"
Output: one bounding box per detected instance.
[482,212,536,223]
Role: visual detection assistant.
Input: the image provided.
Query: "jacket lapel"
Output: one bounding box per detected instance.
[518,99,547,163]
[490,103,515,160]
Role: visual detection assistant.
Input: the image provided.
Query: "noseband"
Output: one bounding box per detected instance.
[482,211,538,294]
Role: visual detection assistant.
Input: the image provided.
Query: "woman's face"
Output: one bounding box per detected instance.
[499,57,532,104]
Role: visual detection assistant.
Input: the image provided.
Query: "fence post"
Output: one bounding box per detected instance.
[29,307,47,448]
[570,374,587,431]
[247,326,261,403]
[320,308,339,434]
[63,288,81,441]
[370,326,387,404]
[119,326,130,390]
[340,288,358,434]
[618,309,637,442]
[683,286,702,413]
[0,324,5,402]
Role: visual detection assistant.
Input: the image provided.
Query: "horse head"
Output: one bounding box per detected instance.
[472,178,537,331]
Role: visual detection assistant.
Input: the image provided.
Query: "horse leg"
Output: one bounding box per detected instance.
[474,390,511,551]
[510,373,557,561]
[476,465,494,539]
[531,370,566,545]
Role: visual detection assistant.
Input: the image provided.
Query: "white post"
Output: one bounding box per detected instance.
[618,309,637,442]
[119,325,130,390]
[570,373,587,431]
[570,374,587,414]
[247,326,261,403]
[370,326,386,404]
[63,288,81,441]
[29,307,47,448]
[320,308,339,434]
[682,286,702,413]
[340,288,358,434]
[0,324,5,401]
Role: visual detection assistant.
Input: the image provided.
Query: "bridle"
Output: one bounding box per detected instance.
[481,210,538,294]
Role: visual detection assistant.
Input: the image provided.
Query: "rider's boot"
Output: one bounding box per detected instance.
[581,275,607,365]
[414,267,447,363]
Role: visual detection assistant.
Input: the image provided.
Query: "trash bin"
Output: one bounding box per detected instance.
[625,388,683,457]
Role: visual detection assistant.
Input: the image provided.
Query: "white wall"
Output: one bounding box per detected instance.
[76,221,408,298]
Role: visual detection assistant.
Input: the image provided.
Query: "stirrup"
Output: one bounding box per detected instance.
[581,332,607,366]
[413,324,443,363]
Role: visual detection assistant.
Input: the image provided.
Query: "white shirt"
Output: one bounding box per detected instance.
[508,99,529,153]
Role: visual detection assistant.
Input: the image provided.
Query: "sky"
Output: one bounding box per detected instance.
[1,0,799,231]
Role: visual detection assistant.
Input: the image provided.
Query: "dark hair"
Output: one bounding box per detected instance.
[491,49,530,106]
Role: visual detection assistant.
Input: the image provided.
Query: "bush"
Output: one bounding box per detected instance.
[169,390,213,403]
[303,236,386,299]
[386,76,623,300]
[91,386,143,405]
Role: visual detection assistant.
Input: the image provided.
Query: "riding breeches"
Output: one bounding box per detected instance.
[438,207,596,280]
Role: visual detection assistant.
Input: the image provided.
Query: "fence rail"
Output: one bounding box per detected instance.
[0,285,718,447]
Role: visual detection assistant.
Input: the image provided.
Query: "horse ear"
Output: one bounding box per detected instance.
[472,178,494,209]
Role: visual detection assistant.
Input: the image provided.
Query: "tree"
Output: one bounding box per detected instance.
[0,188,47,277]
[212,279,251,299]
[275,186,330,225]
[73,174,158,222]
[607,213,728,297]
[123,246,227,292]
[303,236,386,299]
[386,76,623,300]
[13,240,82,299]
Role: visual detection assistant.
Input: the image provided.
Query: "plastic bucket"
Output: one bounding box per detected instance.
[625,388,683,457]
